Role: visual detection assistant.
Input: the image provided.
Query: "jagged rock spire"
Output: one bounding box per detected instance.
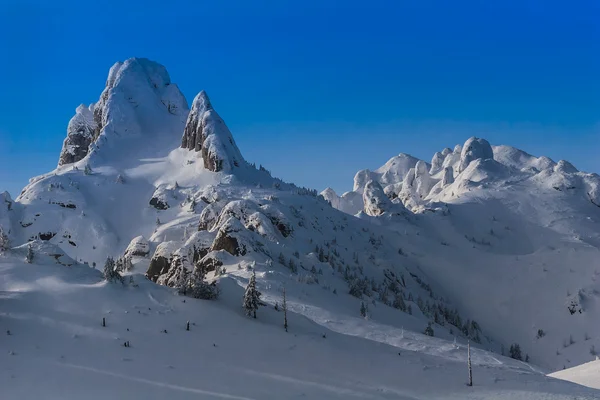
[181,91,245,173]
[57,58,188,166]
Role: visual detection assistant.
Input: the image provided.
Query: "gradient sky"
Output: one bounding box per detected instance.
[0,0,598,196]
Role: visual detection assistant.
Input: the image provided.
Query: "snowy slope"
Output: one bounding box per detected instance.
[2,57,600,397]
[1,254,598,400]
[324,137,600,371]
[549,359,600,390]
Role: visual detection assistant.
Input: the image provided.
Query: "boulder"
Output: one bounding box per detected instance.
[124,235,150,257]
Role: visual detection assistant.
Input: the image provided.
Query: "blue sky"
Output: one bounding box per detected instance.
[0,0,598,196]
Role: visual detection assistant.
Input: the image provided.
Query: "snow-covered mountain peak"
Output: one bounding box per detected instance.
[181,90,245,173]
[58,57,189,167]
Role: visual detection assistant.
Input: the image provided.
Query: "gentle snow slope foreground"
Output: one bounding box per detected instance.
[550,359,600,390]
[1,255,598,400]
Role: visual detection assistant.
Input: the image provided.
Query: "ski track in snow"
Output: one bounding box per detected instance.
[58,362,257,400]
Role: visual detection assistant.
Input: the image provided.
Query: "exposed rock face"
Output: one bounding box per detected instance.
[58,58,188,166]
[196,251,226,274]
[363,180,392,216]
[210,217,248,256]
[181,91,245,173]
[146,241,179,282]
[58,105,98,166]
[458,137,494,173]
[124,235,150,257]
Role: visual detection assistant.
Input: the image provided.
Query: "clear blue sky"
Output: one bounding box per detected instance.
[0,0,598,196]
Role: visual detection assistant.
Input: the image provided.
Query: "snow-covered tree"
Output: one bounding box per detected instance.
[243,271,261,318]
[188,266,219,300]
[0,226,9,251]
[360,301,368,318]
[509,343,522,360]
[84,164,92,175]
[103,257,123,283]
[424,322,434,337]
[25,243,34,264]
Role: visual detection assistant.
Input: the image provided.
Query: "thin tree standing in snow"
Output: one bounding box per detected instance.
[467,340,473,386]
[243,271,261,318]
[25,243,34,264]
[283,286,288,332]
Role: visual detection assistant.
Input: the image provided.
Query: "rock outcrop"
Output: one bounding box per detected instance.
[181,91,245,172]
[58,105,98,166]
[458,137,494,173]
[363,180,392,216]
[124,235,150,257]
[58,57,188,166]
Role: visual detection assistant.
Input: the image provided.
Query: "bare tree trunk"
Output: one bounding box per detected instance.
[283,287,288,332]
[468,340,473,387]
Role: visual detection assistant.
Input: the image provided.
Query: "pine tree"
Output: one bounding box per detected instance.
[189,266,219,300]
[243,271,261,318]
[174,266,189,295]
[0,226,9,251]
[103,257,123,283]
[509,343,522,360]
[424,322,434,337]
[360,301,368,318]
[278,252,286,265]
[393,294,407,312]
[282,286,288,332]
[84,164,92,175]
[25,243,34,264]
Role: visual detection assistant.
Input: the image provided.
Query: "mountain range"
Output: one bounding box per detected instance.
[1,57,599,399]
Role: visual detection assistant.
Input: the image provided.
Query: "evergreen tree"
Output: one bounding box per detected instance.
[424,322,434,337]
[84,164,92,175]
[393,294,407,311]
[278,252,286,265]
[360,301,368,318]
[0,226,9,251]
[25,243,34,263]
[243,271,261,318]
[103,257,123,283]
[174,266,189,295]
[189,266,219,300]
[509,343,522,360]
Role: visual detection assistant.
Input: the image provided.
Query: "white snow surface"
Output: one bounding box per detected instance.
[549,359,600,390]
[1,255,597,400]
[2,58,600,398]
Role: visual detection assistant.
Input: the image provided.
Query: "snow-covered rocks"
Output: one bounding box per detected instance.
[458,137,494,173]
[210,217,250,256]
[181,91,245,173]
[58,57,189,167]
[124,235,150,258]
[58,105,98,166]
[363,180,392,216]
